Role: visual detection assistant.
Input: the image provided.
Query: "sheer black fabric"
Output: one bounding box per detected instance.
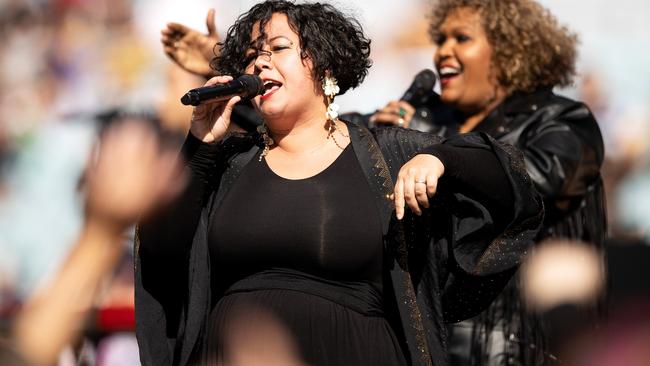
[208,145,384,292]
[202,145,400,365]
[135,123,543,366]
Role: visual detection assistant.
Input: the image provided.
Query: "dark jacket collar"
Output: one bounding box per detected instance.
[473,88,554,137]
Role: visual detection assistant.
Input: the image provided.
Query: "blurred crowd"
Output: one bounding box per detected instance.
[0,0,200,364]
[0,0,649,365]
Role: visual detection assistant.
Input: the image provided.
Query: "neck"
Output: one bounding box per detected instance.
[460,109,491,133]
[459,89,507,133]
[266,109,332,155]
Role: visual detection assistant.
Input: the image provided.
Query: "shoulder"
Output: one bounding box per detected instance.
[345,123,444,177]
[531,92,599,130]
[504,91,604,161]
[219,132,259,159]
[370,126,444,151]
[505,90,602,144]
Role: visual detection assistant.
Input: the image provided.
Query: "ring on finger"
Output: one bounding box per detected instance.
[397,117,405,127]
[398,107,407,117]
[415,180,426,184]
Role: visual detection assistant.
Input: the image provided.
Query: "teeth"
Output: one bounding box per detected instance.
[263,83,280,96]
[439,67,460,76]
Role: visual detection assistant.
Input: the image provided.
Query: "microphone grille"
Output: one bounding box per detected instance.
[414,69,437,91]
[239,74,265,99]
[401,69,437,104]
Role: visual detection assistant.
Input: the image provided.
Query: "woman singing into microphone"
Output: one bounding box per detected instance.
[135,1,542,365]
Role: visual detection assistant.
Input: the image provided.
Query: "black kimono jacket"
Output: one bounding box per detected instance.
[135,122,543,366]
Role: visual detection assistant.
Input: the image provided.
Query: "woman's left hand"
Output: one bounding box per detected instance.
[394,154,445,220]
[161,9,220,78]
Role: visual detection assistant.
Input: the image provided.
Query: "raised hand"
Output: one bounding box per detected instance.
[161,9,220,78]
[393,154,445,219]
[190,75,241,143]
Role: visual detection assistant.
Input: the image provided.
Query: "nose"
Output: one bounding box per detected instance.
[253,50,273,72]
[435,38,453,65]
[433,42,452,68]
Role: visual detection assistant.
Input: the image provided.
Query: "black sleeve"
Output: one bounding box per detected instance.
[517,104,603,207]
[366,126,544,321]
[136,132,222,339]
[422,143,514,212]
[430,134,543,322]
[138,132,220,258]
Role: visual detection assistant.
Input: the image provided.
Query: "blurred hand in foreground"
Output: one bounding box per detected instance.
[14,120,186,366]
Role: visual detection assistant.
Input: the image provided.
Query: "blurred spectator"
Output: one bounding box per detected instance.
[6,120,185,365]
[616,164,650,240]
[522,237,650,366]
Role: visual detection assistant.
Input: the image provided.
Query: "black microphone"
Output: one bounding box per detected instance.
[180,74,265,106]
[400,69,437,105]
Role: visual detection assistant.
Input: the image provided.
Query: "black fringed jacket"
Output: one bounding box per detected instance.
[135,122,543,366]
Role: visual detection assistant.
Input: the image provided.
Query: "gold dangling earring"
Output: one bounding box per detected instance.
[257,123,274,161]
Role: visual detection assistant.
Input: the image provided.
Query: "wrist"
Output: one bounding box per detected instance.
[189,127,215,143]
[82,213,128,242]
[417,153,445,178]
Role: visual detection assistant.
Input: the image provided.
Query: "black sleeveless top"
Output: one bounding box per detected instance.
[203,145,407,365]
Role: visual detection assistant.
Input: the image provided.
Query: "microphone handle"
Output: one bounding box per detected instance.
[181,80,245,106]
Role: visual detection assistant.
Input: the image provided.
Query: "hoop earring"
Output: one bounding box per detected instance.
[257,123,274,161]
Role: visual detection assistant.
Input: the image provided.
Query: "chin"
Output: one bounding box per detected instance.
[258,105,285,121]
[439,92,459,107]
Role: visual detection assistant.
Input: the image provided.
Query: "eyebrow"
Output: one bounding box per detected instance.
[445,23,479,33]
[268,35,291,42]
[248,35,292,48]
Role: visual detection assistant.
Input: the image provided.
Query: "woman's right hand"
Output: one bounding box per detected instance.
[190,75,241,143]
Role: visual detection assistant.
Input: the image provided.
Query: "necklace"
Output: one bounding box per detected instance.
[327,119,349,150]
[272,125,333,158]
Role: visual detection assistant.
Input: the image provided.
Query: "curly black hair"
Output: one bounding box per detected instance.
[212,0,372,95]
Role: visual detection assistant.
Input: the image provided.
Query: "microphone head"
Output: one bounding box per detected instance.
[401,69,437,104]
[180,92,197,106]
[238,74,265,99]
[413,69,437,90]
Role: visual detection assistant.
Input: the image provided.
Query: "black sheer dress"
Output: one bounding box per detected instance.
[201,145,407,365]
[135,125,543,366]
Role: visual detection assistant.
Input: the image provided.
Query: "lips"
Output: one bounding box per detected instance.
[261,78,282,100]
[437,65,461,87]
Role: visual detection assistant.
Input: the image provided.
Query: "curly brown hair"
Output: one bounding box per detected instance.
[429,0,578,94]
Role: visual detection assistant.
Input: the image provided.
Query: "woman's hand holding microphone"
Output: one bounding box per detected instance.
[190,76,242,143]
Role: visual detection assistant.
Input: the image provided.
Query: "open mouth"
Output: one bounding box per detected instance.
[261,79,282,100]
[438,66,461,86]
